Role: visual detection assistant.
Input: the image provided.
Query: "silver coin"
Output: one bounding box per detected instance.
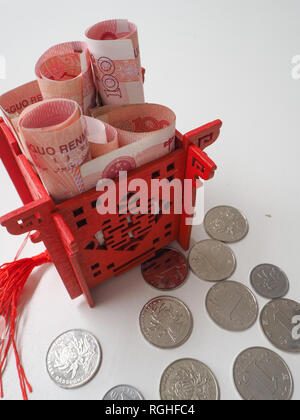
[139,296,193,349]
[204,206,249,243]
[206,281,259,332]
[260,299,300,353]
[189,239,236,282]
[46,329,101,389]
[250,264,289,299]
[103,385,144,400]
[160,358,219,400]
[233,347,293,400]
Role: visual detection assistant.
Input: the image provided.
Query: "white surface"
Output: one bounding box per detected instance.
[0,0,300,401]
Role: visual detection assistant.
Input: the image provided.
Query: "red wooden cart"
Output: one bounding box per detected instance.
[0,116,222,307]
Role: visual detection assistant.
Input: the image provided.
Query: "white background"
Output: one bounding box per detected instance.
[0,0,300,401]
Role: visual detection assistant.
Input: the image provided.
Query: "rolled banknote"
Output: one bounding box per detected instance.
[85,19,145,106]
[95,103,176,146]
[35,42,96,115]
[0,80,43,128]
[0,80,43,157]
[18,99,99,202]
[80,104,176,191]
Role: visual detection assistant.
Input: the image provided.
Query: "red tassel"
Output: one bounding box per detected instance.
[0,249,51,400]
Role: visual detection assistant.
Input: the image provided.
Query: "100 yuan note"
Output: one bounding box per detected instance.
[0,80,43,158]
[18,99,91,202]
[85,20,145,106]
[80,103,176,191]
[18,98,116,202]
[35,42,96,115]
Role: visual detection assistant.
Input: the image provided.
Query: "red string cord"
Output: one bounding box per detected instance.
[0,236,51,400]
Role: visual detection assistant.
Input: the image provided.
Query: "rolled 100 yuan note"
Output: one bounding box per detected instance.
[0,80,42,130]
[85,19,145,106]
[35,42,96,115]
[80,104,176,191]
[18,99,91,203]
[95,103,176,148]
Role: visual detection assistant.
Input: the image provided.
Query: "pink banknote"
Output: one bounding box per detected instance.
[0,81,43,157]
[18,98,120,202]
[0,80,43,124]
[95,103,176,146]
[85,20,145,106]
[80,104,176,191]
[35,42,96,115]
[18,99,92,202]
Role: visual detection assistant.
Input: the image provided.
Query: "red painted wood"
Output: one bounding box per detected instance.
[184,119,223,151]
[178,121,222,250]
[52,213,94,306]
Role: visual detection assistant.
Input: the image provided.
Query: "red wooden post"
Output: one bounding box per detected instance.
[178,121,222,250]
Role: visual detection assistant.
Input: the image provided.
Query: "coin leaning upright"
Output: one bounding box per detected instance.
[233,347,293,400]
[160,358,219,400]
[204,206,249,243]
[260,299,300,353]
[189,239,236,282]
[46,329,102,389]
[206,281,259,332]
[250,264,289,299]
[103,385,144,400]
[139,296,193,349]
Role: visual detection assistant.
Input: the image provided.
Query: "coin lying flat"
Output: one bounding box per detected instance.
[46,330,101,389]
[206,281,259,332]
[250,264,289,299]
[142,248,188,291]
[103,385,144,400]
[260,299,300,353]
[139,296,193,349]
[189,239,236,282]
[233,347,293,400]
[160,358,219,400]
[204,206,249,243]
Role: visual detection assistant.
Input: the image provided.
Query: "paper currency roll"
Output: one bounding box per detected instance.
[35,42,96,115]
[85,19,145,106]
[95,103,176,147]
[80,104,176,191]
[0,80,42,128]
[0,80,43,159]
[19,99,91,203]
